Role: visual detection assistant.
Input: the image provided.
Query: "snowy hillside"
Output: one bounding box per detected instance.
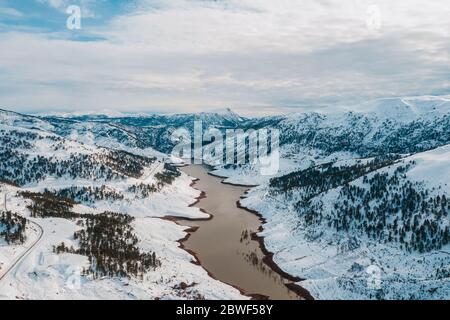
[240,146,450,299]
[212,96,450,186]
[351,96,450,122]
[1,95,449,300]
[0,110,244,300]
[39,108,246,155]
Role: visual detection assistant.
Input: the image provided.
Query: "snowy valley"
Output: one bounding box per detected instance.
[0,95,449,300]
[0,110,244,300]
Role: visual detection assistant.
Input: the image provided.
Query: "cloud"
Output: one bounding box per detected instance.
[0,0,449,114]
[0,6,24,18]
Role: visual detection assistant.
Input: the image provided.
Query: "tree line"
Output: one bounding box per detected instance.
[22,191,161,278]
[269,157,450,253]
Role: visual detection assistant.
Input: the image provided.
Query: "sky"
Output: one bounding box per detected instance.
[0,0,449,115]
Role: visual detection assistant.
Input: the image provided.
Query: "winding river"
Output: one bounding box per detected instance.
[179,165,308,300]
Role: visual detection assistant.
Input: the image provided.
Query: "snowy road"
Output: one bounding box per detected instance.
[0,220,43,282]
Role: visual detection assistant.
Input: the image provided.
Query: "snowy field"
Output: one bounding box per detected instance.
[239,146,450,299]
[0,171,244,300]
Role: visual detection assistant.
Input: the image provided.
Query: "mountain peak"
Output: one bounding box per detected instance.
[208,107,243,122]
[349,96,450,122]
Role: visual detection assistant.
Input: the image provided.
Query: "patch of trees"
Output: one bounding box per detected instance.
[270,154,401,199]
[0,129,38,150]
[0,178,19,187]
[164,163,181,174]
[436,266,450,279]
[54,211,161,279]
[127,164,181,198]
[22,191,161,279]
[367,115,450,155]
[21,191,78,219]
[0,151,123,186]
[331,165,450,253]
[49,186,124,204]
[0,211,27,244]
[103,150,156,179]
[154,164,181,186]
[279,113,450,157]
[128,183,158,199]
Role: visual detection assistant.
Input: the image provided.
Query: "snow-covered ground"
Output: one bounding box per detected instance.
[1,98,449,300]
[23,162,209,220]
[211,144,357,186]
[239,146,450,300]
[0,168,244,299]
[0,122,244,300]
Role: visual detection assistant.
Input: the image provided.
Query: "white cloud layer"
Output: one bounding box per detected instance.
[0,0,449,114]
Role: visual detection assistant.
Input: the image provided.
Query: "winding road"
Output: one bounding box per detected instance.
[0,220,43,282]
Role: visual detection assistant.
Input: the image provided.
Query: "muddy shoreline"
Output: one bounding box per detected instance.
[236,199,314,300]
[166,166,313,300]
[162,180,269,300]
[208,168,314,299]
[206,170,259,188]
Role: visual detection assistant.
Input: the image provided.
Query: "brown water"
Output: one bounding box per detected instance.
[179,165,302,300]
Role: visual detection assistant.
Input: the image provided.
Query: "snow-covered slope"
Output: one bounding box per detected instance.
[39,108,246,155]
[1,95,449,300]
[0,110,245,300]
[240,146,450,300]
[213,96,450,186]
[352,96,450,122]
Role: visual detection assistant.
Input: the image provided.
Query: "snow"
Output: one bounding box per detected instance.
[0,114,244,299]
[347,96,450,122]
[239,146,450,300]
[210,145,358,186]
[39,109,129,118]
[1,97,450,300]
[0,211,243,300]
[407,144,450,194]
[0,166,243,299]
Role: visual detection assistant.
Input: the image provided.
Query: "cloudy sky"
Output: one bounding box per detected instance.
[0,0,449,115]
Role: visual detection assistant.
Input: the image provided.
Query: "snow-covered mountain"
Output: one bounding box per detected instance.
[39,108,245,154]
[241,146,450,299]
[1,95,449,300]
[225,96,450,300]
[350,96,450,122]
[0,109,245,300]
[213,96,450,185]
[32,97,450,169]
[0,114,160,186]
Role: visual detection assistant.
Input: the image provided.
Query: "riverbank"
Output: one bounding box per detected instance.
[172,165,312,300]
[236,199,314,300]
